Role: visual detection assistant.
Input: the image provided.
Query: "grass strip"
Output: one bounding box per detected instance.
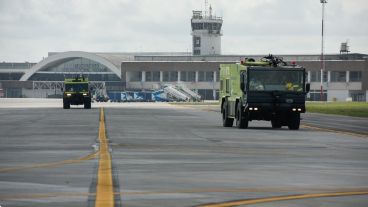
[306,102,368,118]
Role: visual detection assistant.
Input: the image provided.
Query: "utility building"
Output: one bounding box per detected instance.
[191,4,223,56]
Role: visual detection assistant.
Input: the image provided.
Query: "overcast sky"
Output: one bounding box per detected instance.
[0,0,367,62]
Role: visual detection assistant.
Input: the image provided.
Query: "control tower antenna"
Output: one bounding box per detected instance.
[205,0,208,17]
[209,4,212,17]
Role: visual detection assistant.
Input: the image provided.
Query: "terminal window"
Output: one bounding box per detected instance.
[308,90,328,101]
[198,71,214,82]
[180,71,195,82]
[311,71,328,82]
[331,71,346,82]
[146,71,160,82]
[169,71,178,82]
[198,71,205,81]
[129,71,142,82]
[163,71,169,82]
[350,71,362,82]
[163,71,178,82]
[349,91,366,102]
[206,72,214,82]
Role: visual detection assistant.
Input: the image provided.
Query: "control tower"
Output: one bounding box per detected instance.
[191,3,223,56]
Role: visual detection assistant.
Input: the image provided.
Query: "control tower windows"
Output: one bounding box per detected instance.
[192,23,204,30]
[193,50,201,55]
[193,37,201,47]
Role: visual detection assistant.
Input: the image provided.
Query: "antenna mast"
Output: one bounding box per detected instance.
[320,0,327,101]
[209,4,212,17]
[205,0,208,17]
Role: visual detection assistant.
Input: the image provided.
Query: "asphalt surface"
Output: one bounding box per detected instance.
[301,113,368,136]
[190,104,368,136]
[0,101,368,207]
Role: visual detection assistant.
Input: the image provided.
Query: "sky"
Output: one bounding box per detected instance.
[0,0,367,62]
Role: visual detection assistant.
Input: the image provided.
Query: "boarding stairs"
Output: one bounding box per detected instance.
[163,84,190,101]
[176,82,201,101]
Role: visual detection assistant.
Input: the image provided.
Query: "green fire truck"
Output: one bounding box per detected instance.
[220,55,310,130]
[63,76,92,109]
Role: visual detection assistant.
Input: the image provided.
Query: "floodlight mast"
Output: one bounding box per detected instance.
[320,0,327,101]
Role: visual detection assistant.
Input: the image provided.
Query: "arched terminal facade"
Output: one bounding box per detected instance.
[20,51,122,81]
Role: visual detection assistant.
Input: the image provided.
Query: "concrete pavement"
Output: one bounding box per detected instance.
[0,101,367,207]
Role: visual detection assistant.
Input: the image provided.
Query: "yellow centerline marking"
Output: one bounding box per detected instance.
[95,107,114,207]
[0,152,97,173]
[197,191,368,207]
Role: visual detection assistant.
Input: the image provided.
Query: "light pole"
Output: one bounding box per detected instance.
[320,0,327,101]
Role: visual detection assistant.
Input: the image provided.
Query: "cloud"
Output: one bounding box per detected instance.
[0,0,367,62]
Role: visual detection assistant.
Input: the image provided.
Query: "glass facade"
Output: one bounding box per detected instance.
[42,58,110,73]
[29,73,120,81]
[0,73,24,80]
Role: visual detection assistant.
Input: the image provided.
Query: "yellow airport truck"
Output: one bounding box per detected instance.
[63,76,91,109]
[220,55,310,130]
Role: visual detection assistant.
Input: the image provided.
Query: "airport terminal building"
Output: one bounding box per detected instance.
[0,51,367,102]
[0,6,367,101]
